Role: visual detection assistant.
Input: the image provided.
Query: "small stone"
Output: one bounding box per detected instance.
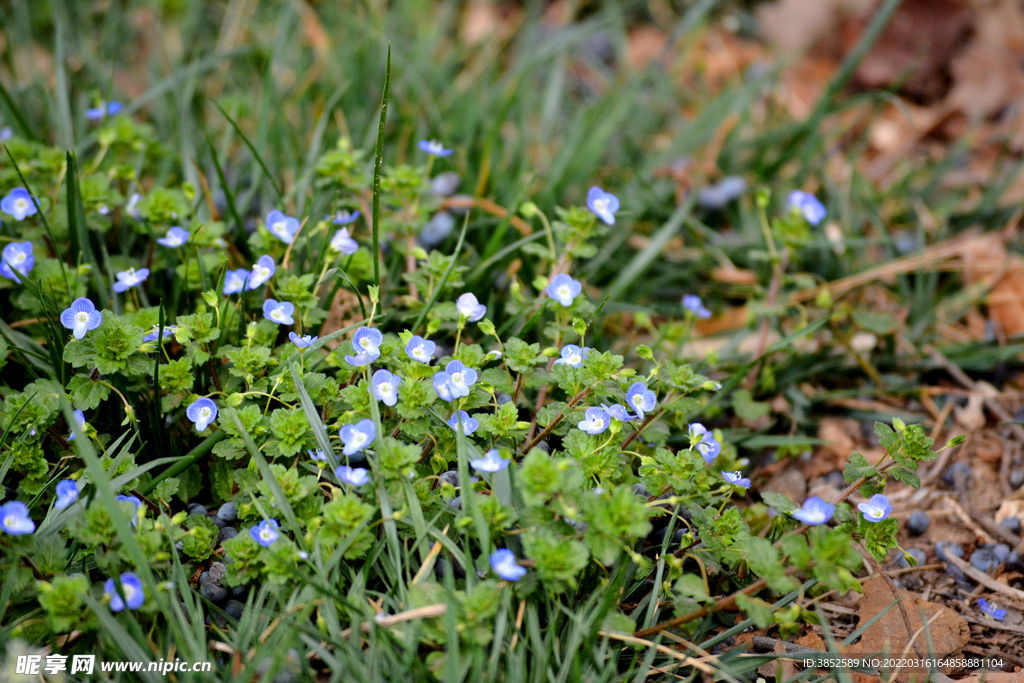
[187,503,208,516]
[970,548,999,573]
[225,600,244,620]
[208,562,227,582]
[906,510,930,536]
[632,483,651,499]
[232,584,248,598]
[217,502,238,523]
[1000,516,1022,536]
[439,471,459,488]
[218,527,238,544]
[1006,551,1024,572]
[1011,469,1024,490]
[202,583,229,602]
[447,496,462,510]
[431,172,461,197]
[942,462,971,488]
[906,548,927,566]
[199,571,213,586]
[208,514,226,529]
[496,393,513,405]
[935,541,964,563]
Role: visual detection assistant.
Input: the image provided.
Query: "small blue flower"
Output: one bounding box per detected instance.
[444,360,477,398]
[54,480,80,509]
[787,191,826,226]
[250,519,280,547]
[554,344,589,368]
[125,192,142,219]
[0,127,11,142]
[344,327,383,366]
[1,241,35,282]
[371,369,401,407]
[586,186,620,226]
[470,449,510,473]
[113,267,149,293]
[143,325,177,342]
[857,494,893,523]
[289,331,318,348]
[601,403,636,422]
[263,299,295,325]
[546,273,582,307]
[447,410,479,435]
[682,295,711,319]
[626,382,656,420]
[405,335,436,363]
[0,501,35,535]
[186,397,218,432]
[489,548,526,581]
[722,471,751,488]
[791,497,835,525]
[104,572,145,612]
[433,371,455,402]
[309,449,328,463]
[67,409,87,442]
[157,226,190,248]
[340,418,376,456]
[86,101,123,120]
[1,188,38,221]
[247,255,276,290]
[419,139,453,157]
[116,494,142,525]
[331,209,360,225]
[978,598,1006,621]
[60,298,103,340]
[335,465,370,486]
[577,407,609,435]
[266,210,300,243]
[330,227,358,254]
[688,423,721,463]
[223,268,250,295]
[456,293,487,322]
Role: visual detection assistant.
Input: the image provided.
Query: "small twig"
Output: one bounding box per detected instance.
[861,550,923,657]
[520,387,591,454]
[946,496,997,544]
[944,552,1024,604]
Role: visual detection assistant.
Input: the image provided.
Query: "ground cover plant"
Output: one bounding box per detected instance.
[3,1,1024,682]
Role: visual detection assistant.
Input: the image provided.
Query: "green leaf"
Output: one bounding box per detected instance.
[68,375,111,410]
[863,517,899,563]
[761,491,797,513]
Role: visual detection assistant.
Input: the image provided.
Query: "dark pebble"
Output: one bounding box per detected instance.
[1006,551,1024,572]
[991,544,1011,563]
[906,548,927,566]
[232,585,248,598]
[439,471,459,488]
[199,571,213,586]
[1011,470,1024,490]
[218,527,238,544]
[447,496,462,511]
[935,541,964,563]
[187,503,208,516]
[906,510,930,536]
[632,483,651,499]
[208,562,227,582]
[941,462,971,488]
[496,393,513,405]
[1001,516,1022,536]
[217,502,238,523]
[648,527,686,546]
[225,600,244,620]
[203,583,229,602]
[208,514,226,530]
[970,548,999,573]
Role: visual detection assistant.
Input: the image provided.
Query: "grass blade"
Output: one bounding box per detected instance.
[371,45,391,292]
[211,97,283,199]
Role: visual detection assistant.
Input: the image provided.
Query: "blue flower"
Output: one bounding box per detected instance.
[1,241,35,282]
[447,410,479,435]
[336,466,370,486]
[371,369,401,407]
[330,227,358,255]
[405,335,436,363]
[723,471,751,488]
[626,382,657,420]
[456,293,487,321]
[67,409,87,442]
[470,449,510,473]
[331,209,360,225]
[344,327,383,366]
[309,449,328,463]
[0,127,11,142]
[266,210,300,243]
[289,331,318,348]
[157,226,190,248]
[546,273,582,307]
[125,192,142,219]
[1,188,38,221]
[143,325,177,342]
[978,598,1006,621]
[688,423,721,463]
[577,407,610,435]
[250,519,280,547]
[857,494,893,523]
[787,191,826,226]
[340,418,376,456]
[554,344,589,368]
[433,371,456,401]
[247,255,276,290]
[791,497,835,525]
[104,572,145,612]
[223,268,250,295]
[419,139,453,157]
[601,403,635,422]
[116,494,142,525]
[0,501,35,535]
[54,480,80,509]
[186,397,218,432]
[113,267,149,293]
[444,360,477,398]
[86,101,122,120]
[263,299,295,325]
[682,295,711,319]
[586,186,620,226]
[60,298,103,340]
[489,548,526,581]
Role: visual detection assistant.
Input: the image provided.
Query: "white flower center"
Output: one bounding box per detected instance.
[351,432,367,448]
[14,199,27,211]
[75,312,89,324]
[568,352,580,365]
[558,285,571,299]
[271,309,285,321]
[122,584,137,602]
[3,514,14,528]
[9,251,25,265]
[254,266,268,279]
[594,416,605,429]
[198,407,211,420]
[593,198,607,212]
[260,528,275,542]
[414,346,427,359]
[632,395,643,407]
[451,371,463,383]
[273,221,287,233]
